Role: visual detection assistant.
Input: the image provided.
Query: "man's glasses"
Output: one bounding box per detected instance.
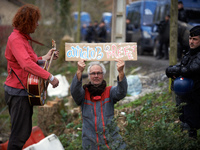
[89,72,103,76]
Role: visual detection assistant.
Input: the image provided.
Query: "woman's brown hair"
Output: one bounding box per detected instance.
[12,4,41,34]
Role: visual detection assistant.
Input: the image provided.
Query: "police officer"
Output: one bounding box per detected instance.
[97,21,107,43]
[86,22,95,43]
[178,1,188,60]
[156,15,170,60]
[178,1,187,23]
[166,25,200,138]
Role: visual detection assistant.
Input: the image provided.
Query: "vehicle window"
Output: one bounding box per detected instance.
[160,4,169,20]
[143,1,157,25]
[181,0,200,24]
[144,8,153,15]
[186,10,200,24]
[181,0,200,9]
[153,2,170,24]
[127,3,141,28]
[153,5,160,23]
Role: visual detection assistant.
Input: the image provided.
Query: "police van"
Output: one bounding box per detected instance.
[127,0,200,56]
[126,0,160,55]
[152,0,200,57]
[72,12,91,41]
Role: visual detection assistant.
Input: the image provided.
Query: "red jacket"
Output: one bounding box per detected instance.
[84,86,112,149]
[4,29,50,89]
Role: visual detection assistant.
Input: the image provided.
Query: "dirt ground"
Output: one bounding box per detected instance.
[121,55,170,103]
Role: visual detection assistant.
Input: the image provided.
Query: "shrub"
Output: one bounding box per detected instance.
[58,91,200,149]
[123,92,200,150]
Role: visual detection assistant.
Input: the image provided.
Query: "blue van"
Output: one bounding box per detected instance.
[73,11,91,27]
[100,5,130,42]
[180,0,200,26]
[153,0,200,27]
[127,0,200,56]
[152,0,200,56]
[127,0,159,55]
[101,12,112,42]
[73,12,91,40]
[101,12,112,34]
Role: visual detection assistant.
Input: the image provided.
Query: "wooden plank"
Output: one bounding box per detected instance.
[65,42,137,61]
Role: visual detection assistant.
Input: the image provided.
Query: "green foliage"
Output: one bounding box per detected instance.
[65,131,83,150]
[115,93,151,110]
[56,0,71,29]
[123,92,200,150]
[0,75,6,107]
[32,107,38,126]
[60,109,68,122]
[51,62,77,77]
[100,118,126,150]
[125,66,139,75]
[57,110,83,149]
[59,91,200,149]
[49,124,56,133]
[73,121,82,130]
[66,122,74,129]
[59,129,82,150]
[158,82,164,87]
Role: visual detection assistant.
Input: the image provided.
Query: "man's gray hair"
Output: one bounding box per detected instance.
[87,61,106,75]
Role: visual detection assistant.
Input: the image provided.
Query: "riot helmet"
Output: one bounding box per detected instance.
[173,77,194,96]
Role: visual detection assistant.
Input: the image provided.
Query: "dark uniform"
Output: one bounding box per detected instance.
[86,23,95,43]
[178,1,188,60]
[98,21,107,43]
[157,17,170,60]
[166,26,200,138]
[178,1,187,23]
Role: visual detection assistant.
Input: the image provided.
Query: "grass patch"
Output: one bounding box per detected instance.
[32,107,38,126]
[58,90,200,149]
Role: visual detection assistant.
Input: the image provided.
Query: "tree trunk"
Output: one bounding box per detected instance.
[76,0,81,43]
[169,0,178,100]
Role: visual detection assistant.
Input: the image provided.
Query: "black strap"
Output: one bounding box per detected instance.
[10,68,35,97]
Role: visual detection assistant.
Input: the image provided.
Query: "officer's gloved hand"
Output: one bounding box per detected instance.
[166,65,181,79]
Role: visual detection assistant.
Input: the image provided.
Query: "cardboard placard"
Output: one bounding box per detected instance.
[65,43,137,61]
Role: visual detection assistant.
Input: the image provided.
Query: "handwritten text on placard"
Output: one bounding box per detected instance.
[65,43,137,61]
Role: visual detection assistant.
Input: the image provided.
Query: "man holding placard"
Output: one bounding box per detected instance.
[70,59,127,149]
